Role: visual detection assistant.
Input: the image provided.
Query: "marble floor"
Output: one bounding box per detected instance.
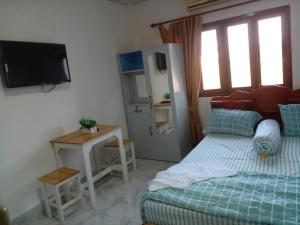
[34,159,173,225]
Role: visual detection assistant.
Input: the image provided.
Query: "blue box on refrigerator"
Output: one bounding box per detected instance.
[118,51,144,73]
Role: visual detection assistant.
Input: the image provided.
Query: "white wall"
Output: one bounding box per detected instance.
[128,0,300,128]
[0,0,133,219]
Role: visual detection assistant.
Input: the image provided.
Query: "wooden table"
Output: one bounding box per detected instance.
[50,124,128,209]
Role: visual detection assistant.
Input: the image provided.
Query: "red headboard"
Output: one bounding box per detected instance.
[211,86,300,125]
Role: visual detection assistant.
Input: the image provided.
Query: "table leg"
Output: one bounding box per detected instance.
[52,144,61,168]
[82,146,97,209]
[116,131,129,181]
[76,174,85,208]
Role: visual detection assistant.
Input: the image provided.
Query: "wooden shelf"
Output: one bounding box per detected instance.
[156,121,168,128]
[153,102,171,107]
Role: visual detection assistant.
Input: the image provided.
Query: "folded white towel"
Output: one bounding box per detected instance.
[149,161,237,191]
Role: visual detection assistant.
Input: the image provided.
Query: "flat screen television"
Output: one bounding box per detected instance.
[0,41,71,88]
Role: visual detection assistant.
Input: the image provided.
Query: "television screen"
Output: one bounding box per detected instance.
[0,41,71,88]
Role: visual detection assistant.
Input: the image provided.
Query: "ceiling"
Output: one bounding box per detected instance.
[107,0,148,5]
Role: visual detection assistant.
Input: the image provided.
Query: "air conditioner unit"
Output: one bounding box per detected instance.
[185,0,230,11]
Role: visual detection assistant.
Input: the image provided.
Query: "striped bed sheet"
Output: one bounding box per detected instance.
[183,134,300,176]
[143,134,300,225]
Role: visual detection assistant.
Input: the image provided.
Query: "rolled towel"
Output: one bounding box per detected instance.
[253,119,281,156]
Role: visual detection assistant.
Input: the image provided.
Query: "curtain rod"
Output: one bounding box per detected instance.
[150,0,260,28]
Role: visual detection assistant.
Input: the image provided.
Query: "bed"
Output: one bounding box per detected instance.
[141,86,300,225]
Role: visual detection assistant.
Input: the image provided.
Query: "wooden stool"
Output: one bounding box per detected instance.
[104,138,136,171]
[38,167,83,225]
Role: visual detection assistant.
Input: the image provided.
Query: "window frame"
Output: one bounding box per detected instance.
[199,5,292,97]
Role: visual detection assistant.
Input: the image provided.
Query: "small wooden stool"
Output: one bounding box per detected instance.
[38,167,83,225]
[104,138,136,171]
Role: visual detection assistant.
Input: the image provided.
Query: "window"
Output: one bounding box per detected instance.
[227,23,251,88]
[199,6,292,96]
[201,29,221,90]
[258,16,283,85]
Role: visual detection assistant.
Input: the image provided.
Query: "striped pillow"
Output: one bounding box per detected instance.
[204,108,262,136]
[279,104,300,136]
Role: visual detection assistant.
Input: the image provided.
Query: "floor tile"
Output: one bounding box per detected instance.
[76,214,130,225]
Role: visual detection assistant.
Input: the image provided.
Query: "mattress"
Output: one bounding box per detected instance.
[183,134,300,176]
[143,134,300,225]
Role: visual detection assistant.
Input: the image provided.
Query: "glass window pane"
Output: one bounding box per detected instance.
[201,29,221,90]
[227,23,251,88]
[258,16,283,85]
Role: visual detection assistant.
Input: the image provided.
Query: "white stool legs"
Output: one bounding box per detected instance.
[40,182,52,218]
[39,172,83,225]
[54,185,65,225]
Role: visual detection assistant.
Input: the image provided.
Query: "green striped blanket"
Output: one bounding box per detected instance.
[141,172,300,225]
